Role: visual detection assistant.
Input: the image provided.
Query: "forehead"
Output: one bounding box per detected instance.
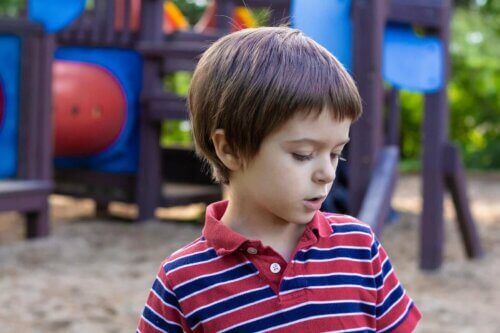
[269,110,351,145]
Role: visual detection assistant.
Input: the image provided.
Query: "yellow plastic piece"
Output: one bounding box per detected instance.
[234,6,258,28]
[164,1,190,29]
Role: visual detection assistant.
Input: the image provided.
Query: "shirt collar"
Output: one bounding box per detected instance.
[202,200,333,256]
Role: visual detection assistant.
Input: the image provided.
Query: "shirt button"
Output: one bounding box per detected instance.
[270,263,281,274]
[247,247,258,254]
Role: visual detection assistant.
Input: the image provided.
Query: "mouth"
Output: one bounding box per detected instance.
[305,195,326,202]
[303,196,326,210]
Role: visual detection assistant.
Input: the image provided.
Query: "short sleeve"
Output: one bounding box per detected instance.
[371,234,422,332]
[137,263,191,333]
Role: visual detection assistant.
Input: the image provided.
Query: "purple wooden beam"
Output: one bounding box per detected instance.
[349,0,387,216]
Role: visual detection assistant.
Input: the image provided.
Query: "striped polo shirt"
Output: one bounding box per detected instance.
[137,200,421,332]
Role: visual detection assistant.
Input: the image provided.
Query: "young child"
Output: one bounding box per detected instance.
[137,27,421,332]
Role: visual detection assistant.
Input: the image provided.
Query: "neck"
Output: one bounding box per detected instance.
[220,191,306,261]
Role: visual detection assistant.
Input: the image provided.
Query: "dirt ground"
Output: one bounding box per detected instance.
[0,173,499,333]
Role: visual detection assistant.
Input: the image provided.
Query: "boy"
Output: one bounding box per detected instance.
[137,27,421,332]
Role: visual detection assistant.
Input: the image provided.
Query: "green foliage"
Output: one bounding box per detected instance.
[160,71,194,147]
[399,2,500,170]
[171,0,207,25]
[0,0,23,16]
[448,5,500,169]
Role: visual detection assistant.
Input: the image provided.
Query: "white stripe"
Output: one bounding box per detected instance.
[141,316,167,333]
[324,326,374,333]
[167,254,223,276]
[220,300,375,333]
[151,288,183,316]
[144,304,183,332]
[190,289,277,330]
[178,270,259,302]
[378,300,414,333]
[164,247,215,269]
[175,261,251,289]
[292,257,372,264]
[299,245,371,252]
[280,283,377,295]
[185,285,270,317]
[283,271,377,280]
[261,313,375,333]
[329,230,372,238]
[377,283,404,319]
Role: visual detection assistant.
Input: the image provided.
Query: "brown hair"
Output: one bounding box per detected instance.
[188,26,362,184]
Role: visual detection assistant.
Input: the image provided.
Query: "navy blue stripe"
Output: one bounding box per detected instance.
[164,248,218,272]
[143,305,183,333]
[385,302,414,332]
[175,262,257,300]
[223,302,376,333]
[281,273,376,292]
[376,284,405,318]
[371,238,380,257]
[186,286,275,328]
[374,258,393,289]
[294,247,372,262]
[152,278,182,312]
[333,223,372,235]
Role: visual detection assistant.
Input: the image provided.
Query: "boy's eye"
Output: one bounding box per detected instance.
[331,153,347,162]
[292,153,313,161]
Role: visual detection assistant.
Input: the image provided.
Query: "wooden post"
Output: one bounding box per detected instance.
[349,0,387,216]
[420,0,452,270]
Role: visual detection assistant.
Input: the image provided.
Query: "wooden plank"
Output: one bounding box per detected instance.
[386,88,400,146]
[349,0,386,216]
[142,93,188,121]
[90,0,107,43]
[420,0,451,271]
[388,0,450,28]
[443,144,484,259]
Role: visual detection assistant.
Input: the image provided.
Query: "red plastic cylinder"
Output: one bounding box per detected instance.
[53,61,126,157]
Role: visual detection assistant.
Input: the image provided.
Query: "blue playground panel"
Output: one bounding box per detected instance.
[0,35,21,179]
[383,24,444,93]
[54,47,143,173]
[28,0,86,33]
[291,0,353,71]
[291,0,444,92]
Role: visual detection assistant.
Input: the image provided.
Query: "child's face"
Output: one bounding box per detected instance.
[231,109,351,226]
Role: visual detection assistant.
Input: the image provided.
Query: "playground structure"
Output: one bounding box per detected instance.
[0,18,53,237]
[292,0,483,270]
[0,0,482,270]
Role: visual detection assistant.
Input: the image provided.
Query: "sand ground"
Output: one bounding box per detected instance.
[0,173,499,332]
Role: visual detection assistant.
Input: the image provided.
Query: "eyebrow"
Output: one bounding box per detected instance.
[285,138,350,148]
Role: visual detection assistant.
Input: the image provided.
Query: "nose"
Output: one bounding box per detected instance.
[312,156,336,184]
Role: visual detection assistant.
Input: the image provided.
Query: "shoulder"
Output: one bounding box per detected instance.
[319,211,375,245]
[157,236,212,275]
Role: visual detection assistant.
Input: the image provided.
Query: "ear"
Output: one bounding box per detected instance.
[211,129,242,171]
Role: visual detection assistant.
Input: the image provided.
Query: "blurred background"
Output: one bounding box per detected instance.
[0,0,499,332]
[2,0,496,172]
